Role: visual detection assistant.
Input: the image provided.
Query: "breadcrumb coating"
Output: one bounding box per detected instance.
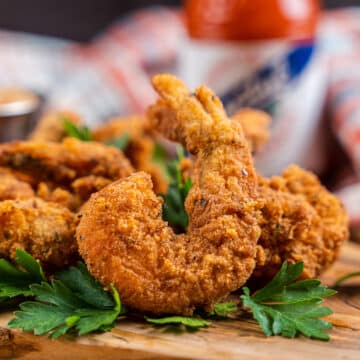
[93,116,167,193]
[253,165,349,281]
[77,74,261,315]
[0,198,78,268]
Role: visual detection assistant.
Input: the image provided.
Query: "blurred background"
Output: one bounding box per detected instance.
[0,0,357,41]
[1,0,360,235]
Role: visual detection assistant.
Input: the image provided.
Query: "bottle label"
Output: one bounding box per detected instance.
[179,38,327,175]
[220,43,314,116]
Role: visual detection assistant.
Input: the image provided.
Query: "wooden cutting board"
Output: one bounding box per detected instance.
[0,242,359,360]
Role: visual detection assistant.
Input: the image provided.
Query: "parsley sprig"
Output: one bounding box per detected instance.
[145,301,239,330]
[145,316,210,329]
[0,251,337,341]
[333,271,360,287]
[161,146,192,232]
[0,249,46,298]
[63,119,93,141]
[106,134,130,152]
[63,119,131,153]
[241,262,336,340]
[6,258,125,339]
[208,302,238,318]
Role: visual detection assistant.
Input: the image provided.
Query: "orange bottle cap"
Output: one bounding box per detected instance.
[185,0,321,41]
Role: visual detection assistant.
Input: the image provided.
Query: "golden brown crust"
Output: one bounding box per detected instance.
[71,175,112,203]
[28,110,82,142]
[93,116,167,193]
[0,138,133,189]
[36,182,80,212]
[232,109,270,154]
[0,198,78,268]
[253,165,349,281]
[148,102,270,154]
[77,74,261,315]
[0,169,34,201]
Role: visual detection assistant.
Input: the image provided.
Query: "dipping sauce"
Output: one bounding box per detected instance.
[0,87,40,142]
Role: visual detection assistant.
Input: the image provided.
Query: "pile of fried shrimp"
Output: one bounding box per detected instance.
[0,74,348,315]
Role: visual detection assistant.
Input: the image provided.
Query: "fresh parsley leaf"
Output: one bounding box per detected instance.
[208,302,238,318]
[152,142,168,165]
[145,316,210,328]
[152,142,170,181]
[106,134,130,152]
[56,262,114,309]
[241,262,336,341]
[63,119,93,141]
[8,263,125,338]
[71,285,122,337]
[10,301,74,338]
[333,271,360,287]
[0,250,46,298]
[161,146,192,232]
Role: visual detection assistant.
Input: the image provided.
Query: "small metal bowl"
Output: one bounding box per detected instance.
[0,88,41,142]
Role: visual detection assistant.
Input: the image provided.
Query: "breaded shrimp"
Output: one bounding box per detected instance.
[77,74,261,315]
[28,110,82,142]
[0,198,78,268]
[0,168,34,201]
[149,101,270,154]
[0,138,133,190]
[150,98,347,280]
[93,116,168,193]
[232,109,270,154]
[36,182,80,211]
[253,165,349,281]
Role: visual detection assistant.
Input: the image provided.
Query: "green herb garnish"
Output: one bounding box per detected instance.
[106,134,130,152]
[241,261,336,340]
[145,316,210,329]
[0,251,337,341]
[208,301,238,318]
[0,250,46,298]
[63,119,93,141]
[161,146,192,232]
[333,271,360,287]
[152,142,170,181]
[8,261,125,339]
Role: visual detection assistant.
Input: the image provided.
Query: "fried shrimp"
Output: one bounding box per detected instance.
[232,109,270,154]
[253,165,349,281]
[150,96,348,280]
[0,138,133,195]
[77,74,261,315]
[149,100,270,154]
[0,198,78,268]
[0,168,34,201]
[28,110,82,142]
[36,182,80,211]
[93,116,167,193]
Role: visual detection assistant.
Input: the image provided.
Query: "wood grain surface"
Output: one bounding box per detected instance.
[0,242,359,360]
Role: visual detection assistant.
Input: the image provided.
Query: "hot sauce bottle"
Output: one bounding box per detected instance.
[180,0,326,176]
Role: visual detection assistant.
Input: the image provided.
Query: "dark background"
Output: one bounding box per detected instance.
[0,0,357,42]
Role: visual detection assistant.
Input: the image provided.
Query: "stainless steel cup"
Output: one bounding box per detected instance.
[0,88,41,142]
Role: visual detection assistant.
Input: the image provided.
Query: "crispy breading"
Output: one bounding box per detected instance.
[0,198,78,268]
[150,96,347,280]
[0,138,133,190]
[36,182,80,211]
[93,116,167,193]
[0,168,34,201]
[253,165,349,281]
[77,74,261,315]
[148,100,270,154]
[71,175,112,203]
[232,108,270,154]
[28,110,82,142]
